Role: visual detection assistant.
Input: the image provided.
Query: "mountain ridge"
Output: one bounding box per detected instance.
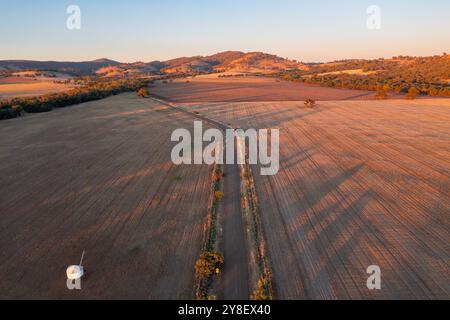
[0,51,307,76]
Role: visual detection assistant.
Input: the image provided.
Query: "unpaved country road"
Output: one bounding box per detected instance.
[153,96,251,300]
[218,162,249,300]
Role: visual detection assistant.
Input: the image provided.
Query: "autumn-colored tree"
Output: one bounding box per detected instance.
[375,90,388,100]
[214,191,224,201]
[382,84,392,92]
[137,87,150,98]
[406,87,419,100]
[250,276,272,300]
[429,87,439,96]
[195,252,224,280]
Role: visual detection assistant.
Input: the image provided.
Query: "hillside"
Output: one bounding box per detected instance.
[0,52,307,77]
[0,59,121,76]
[280,54,450,97]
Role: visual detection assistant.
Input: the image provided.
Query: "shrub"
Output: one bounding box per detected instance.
[374,90,388,100]
[429,87,439,96]
[195,252,224,280]
[251,276,272,300]
[0,105,22,119]
[11,105,23,116]
[304,99,316,108]
[214,191,224,201]
[213,173,222,183]
[137,87,150,98]
[406,87,419,100]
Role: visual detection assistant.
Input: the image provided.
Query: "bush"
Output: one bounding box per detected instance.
[429,87,439,96]
[304,99,316,108]
[251,276,272,300]
[374,90,388,99]
[137,87,150,98]
[406,87,419,100]
[0,104,22,119]
[214,191,224,201]
[195,252,224,280]
[213,173,222,183]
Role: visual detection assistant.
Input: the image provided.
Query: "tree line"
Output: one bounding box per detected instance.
[0,78,150,121]
[278,54,450,98]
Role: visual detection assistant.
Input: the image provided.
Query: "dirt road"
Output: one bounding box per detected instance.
[154,97,251,300]
[217,163,250,300]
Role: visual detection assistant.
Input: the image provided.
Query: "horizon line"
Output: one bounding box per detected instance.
[1,50,448,65]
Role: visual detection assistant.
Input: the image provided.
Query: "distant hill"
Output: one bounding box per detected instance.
[0,59,121,76]
[2,53,448,83]
[0,51,307,77]
[157,51,307,74]
[280,54,450,97]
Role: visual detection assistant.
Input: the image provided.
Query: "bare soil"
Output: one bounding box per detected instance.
[0,80,73,98]
[149,76,377,102]
[0,93,213,299]
[178,99,450,300]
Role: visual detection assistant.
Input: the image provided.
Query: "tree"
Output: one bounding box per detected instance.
[137,87,150,98]
[382,84,392,92]
[304,99,316,108]
[406,87,419,100]
[375,90,388,99]
[429,87,439,96]
[195,252,224,280]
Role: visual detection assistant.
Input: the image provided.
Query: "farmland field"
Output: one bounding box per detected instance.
[0,73,73,98]
[149,76,377,102]
[1,82,449,300]
[178,98,450,299]
[0,93,214,299]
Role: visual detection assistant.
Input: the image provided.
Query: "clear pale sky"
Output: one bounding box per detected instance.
[1,0,449,62]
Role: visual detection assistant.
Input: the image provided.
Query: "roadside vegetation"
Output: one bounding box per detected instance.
[195,165,225,300]
[137,87,150,98]
[240,164,273,300]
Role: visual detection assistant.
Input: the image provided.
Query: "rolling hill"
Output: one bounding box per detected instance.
[0,59,121,76]
[0,52,307,77]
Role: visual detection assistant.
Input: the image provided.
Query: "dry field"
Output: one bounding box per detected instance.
[150,76,375,102]
[1,78,448,300]
[179,99,450,299]
[0,93,214,299]
[0,75,73,98]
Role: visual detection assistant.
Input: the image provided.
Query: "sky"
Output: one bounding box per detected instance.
[1,0,449,63]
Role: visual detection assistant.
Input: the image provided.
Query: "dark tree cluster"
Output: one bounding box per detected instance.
[0,78,150,120]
